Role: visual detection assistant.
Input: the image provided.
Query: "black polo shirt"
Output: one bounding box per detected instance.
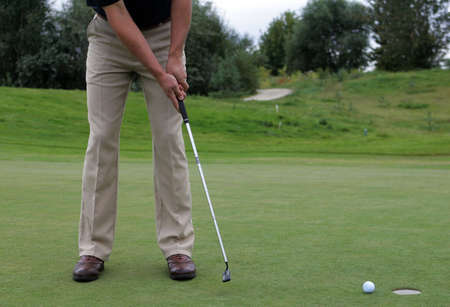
[86,0,171,29]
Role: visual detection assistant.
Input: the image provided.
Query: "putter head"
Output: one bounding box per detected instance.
[222,269,231,282]
[222,263,231,282]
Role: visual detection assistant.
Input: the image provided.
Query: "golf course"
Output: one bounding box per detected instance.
[1,69,449,306]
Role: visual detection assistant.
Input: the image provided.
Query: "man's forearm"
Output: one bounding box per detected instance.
[103,1,165,79]
[102,0,185,109]
[169,0,192,57]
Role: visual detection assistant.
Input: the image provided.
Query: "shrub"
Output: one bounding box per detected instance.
[210,51,259,96]
[398,102,429,110]
[319,119,328,126]
[210,55,241,93]
[187,0,259,95]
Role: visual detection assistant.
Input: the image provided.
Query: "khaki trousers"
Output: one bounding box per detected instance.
[79,15,194,261]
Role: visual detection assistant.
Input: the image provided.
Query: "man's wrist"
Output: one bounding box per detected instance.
[154,69,166,81]
[169,49,183,58]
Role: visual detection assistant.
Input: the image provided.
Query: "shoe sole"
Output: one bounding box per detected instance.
[170,272,196,281]
[73,266,104,282]
[73,273,99,282]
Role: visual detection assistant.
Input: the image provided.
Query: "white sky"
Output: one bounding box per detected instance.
[210,0,309,42]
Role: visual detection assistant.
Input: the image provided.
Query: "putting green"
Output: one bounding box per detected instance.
[1,154,449,306]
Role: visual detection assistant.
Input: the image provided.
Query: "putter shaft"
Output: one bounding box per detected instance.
[184,121,229,264]
[178,100,230,281]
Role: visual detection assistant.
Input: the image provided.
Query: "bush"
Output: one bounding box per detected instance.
[398,102,429,110]
[186,1,228,95]
[186,0,259,95]
[210,50,259,96]
[210,55,241,93]
[0,0,50,85]
[234,50,259,94]
[16,12,89,90]
[319,119,328,126]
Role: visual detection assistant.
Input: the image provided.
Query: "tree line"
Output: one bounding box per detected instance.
[260,0,450,75]
[0,0,259,95]
[0,0,449,94]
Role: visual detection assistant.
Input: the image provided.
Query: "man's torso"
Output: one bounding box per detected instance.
[86,0,172,30]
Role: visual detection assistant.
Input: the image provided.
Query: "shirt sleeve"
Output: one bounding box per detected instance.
[86,0,120,7]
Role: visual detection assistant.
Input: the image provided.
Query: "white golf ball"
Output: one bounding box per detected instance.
[362,281,375,293]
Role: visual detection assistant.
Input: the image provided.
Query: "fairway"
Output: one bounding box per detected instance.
[1,155,449,306]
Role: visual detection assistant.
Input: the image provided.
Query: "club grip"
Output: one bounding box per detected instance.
[178,100,189,123]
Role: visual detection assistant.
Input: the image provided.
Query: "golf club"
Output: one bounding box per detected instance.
[178,100,231,283]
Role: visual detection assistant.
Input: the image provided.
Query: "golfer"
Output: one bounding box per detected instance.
[73,0,196,282]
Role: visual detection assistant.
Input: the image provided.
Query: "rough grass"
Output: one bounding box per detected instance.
[258,69,450,154]
[1,69,449,159]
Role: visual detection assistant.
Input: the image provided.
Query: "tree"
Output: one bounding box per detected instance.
[210,48,259,95]
[186,0,230,95]
[186,0,258,95]
[17,0,94,89]
[234,49,259,94]
[55,0,94,88]
[260,11,297,75]
[0,0,50,85]
[286,0,370,73]
[210,54,241,93]
[370,0,450,71]
[1,0,258,93]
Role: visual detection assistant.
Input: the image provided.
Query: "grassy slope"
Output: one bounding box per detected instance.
[0,69,449,159]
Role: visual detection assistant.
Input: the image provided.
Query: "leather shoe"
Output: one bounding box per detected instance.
[167,254,196,280]
[73,255,104,282]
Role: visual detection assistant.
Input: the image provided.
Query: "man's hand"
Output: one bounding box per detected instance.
[156,72,186,111]
[166,55,189,92]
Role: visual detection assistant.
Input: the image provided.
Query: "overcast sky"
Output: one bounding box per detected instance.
[207,0,310,42]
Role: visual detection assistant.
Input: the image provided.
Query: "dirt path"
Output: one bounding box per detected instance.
[243,88,293,101]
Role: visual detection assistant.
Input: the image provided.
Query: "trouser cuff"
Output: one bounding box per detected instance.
[164,250,193,259]
[79,251,108,262]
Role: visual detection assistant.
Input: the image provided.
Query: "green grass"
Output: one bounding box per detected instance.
[1,69,449,305]
[258,69,450,155]
[1,69,449,158]
[1,156,449,306]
